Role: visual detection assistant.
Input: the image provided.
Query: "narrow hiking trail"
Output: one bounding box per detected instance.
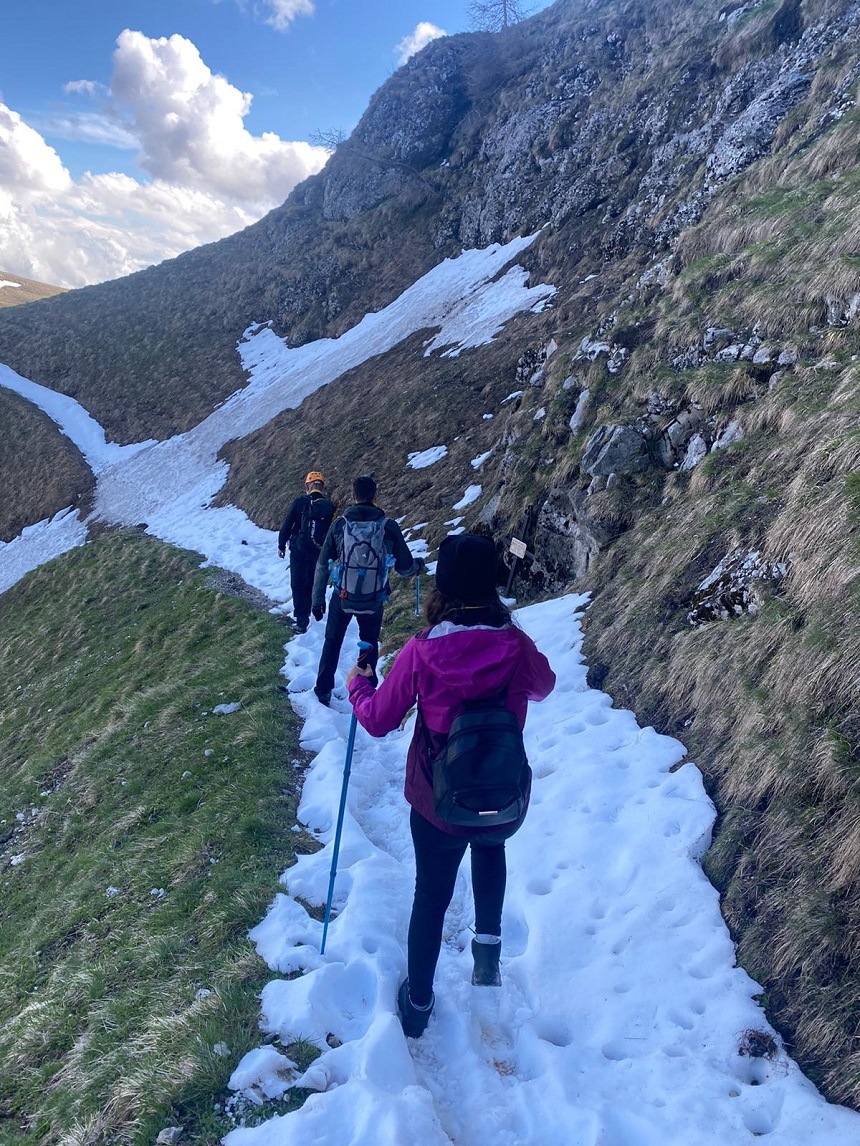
[2,234,860,1142]
[224,594,860,1146]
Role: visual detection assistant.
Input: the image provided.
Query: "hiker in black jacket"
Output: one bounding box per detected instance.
[311,474,423,706]
[278,471,336,634]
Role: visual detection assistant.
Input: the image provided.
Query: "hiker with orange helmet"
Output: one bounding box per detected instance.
[278,471,336,634]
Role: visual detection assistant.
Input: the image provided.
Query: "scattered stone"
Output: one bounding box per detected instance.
[688,549,787,626]
[712,421,744,450]
[715,344,741,362]
[569,388,591,432]
[206,568,277,612]
[637,256,674,288]
[515,347,546,386]
[576,336,612,361]
[654,410,705,468]
[680,433,708,471]
[155,1129,183,1145]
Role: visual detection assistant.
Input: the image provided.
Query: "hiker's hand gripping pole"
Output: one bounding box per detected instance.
[320,640,373,955]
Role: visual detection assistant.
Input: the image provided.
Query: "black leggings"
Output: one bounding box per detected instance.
[407,809,506,1007]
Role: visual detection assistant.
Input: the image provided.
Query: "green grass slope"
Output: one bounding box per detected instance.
[0,531,319,1144]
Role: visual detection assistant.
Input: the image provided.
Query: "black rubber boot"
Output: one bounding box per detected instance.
[397,978,434,1038]
[471,938,502,986]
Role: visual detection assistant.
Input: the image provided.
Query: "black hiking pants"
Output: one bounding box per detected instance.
[315,595,382,696]
[288,545,317,628]
[407,808,506,1007]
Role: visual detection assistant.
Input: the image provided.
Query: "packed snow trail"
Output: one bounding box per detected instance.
[224,596,860,1146]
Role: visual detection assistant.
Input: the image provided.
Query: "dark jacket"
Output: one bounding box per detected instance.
[312,504,420,608]
[349,622,556,835]
[278,492,335,556]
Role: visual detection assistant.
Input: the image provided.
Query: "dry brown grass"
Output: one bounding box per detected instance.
[582,344,860,1101]
[0,388,94,541]
[0,270,65,308]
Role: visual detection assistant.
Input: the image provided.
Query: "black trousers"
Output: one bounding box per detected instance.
[407,808,506,1007]
[315,595,383,695]
[289,547,317,628]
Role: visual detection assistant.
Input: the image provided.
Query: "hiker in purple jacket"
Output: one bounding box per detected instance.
[347,532,556,1038]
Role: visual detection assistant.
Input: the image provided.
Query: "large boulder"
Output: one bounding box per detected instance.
[532,484,633,584]
[582,425,650,476]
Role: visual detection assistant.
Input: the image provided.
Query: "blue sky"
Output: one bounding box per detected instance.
[0,0,552,288]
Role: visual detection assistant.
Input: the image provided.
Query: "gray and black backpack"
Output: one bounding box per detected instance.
[332,517,393,613]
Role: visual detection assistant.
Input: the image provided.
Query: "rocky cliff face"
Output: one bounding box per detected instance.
[1,0,859,1105]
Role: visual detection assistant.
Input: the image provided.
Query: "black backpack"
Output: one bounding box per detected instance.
[424,694,531,836]
[299,493,334,552]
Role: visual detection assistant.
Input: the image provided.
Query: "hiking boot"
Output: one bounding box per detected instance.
[314,687,331,707]
[397,978,434,1038]
[292,622,308,634]
[471,938,502,986]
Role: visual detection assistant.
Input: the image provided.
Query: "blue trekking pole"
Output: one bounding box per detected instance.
[320,640,373,955]
[414,572,421,618]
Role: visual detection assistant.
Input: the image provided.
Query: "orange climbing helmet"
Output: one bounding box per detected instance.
[305,471,325,486]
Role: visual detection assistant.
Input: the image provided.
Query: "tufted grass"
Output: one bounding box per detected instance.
[0,530,317,1144]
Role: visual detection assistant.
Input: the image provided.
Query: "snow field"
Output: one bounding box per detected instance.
[0,235,552,596]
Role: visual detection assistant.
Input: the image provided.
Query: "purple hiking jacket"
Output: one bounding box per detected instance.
[348,623,556,835]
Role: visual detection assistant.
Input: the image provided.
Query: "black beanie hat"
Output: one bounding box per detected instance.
[435,534,497,603]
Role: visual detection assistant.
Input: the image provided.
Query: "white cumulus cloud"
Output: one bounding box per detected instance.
[63,79,101,95]
[0,105,71,196]
[263,0,315,31]
[111,30,324,205]
[395,22,447,66]
[0,31,329,289]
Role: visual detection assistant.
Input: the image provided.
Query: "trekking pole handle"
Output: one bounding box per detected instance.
[356,639,373,669]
